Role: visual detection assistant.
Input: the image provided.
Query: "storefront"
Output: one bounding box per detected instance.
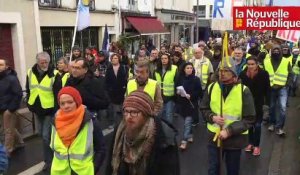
[156,9,196,45]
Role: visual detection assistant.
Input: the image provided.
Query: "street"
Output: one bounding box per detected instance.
[7,97,300,175]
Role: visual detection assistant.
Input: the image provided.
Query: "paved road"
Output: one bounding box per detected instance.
[7,97,300,175]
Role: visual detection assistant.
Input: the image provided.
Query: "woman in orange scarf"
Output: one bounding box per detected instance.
[50,86,106,175]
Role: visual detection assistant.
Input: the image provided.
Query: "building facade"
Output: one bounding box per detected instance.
[155,0,195,45]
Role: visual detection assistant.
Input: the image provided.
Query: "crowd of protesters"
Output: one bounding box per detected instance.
[0,31,300,175]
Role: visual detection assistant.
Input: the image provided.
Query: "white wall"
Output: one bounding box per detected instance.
[192,0,213,5]
[156,0,193,13]
[95,0,114,11]
[61,0,76,9]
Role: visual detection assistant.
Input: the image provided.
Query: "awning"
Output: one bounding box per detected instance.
[126,16,170,35]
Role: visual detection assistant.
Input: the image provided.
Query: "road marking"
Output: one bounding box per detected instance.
[18,162,44,175]
[17,127,114,175]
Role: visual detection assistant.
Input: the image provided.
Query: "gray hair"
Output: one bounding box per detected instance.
[57,57,69,65]
[36,52,50,62]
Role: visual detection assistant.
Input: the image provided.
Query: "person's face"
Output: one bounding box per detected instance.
[199,45,205,51]
[175,47,182,53]
[293,50,300,56]
[73,50,81,57]
[160,47,166,53]
[282,48,289,54]
[173,56,179,63]
[124,107,147,132]
[151,50,159,58]
[37,58,49,71]
[247,60,258,71]
[111,55,120,65]
[85,49,91,55]
[57,60,68,71]
[194,49,203,59]
[161,55,169,65]
[184,65,193,76]
[250,43,257,48]
[219,68,234,82]
[141,45,146,49]
[234,49,243,61]
[135,66,149,84]
[0,59,7,73]
[72,60,87,78]
[59,94,77,113]
[139,50,146,57]
[231,43,236,48]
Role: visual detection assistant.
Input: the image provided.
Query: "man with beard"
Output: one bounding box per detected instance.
[0,58,24,157]
[26,52,58,172]
[126,60,163,116]
[105,90,179,175]
[200,58,255,175]
[264,45,293,136]
[211,44,222,71]
[247,40,261,58]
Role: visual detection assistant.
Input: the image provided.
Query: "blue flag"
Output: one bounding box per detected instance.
[102,24,110,51]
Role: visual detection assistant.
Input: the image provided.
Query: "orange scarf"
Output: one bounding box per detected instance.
[55,105,85,147]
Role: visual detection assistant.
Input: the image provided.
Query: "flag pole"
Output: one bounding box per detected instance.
[70,0,81,63]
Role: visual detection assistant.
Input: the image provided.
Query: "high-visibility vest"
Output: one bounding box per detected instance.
[190,58,211,86]
[50,120,94,175]
[207,83,248,135]
[264,58,289,87]
[155,65,177,97]
[183,48,194,61]
[246,53,252,59]
[127,79,157,100]
[27,69,57,109]
[283,55,293,66]
[292,56,300,75]
[61,72,70,87]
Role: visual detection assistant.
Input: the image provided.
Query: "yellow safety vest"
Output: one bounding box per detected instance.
[246,53,252,59]
[264,58,289,87]
[283,55,293,66]
[155,65,177,97]
[207,83,248,135]
[127,79,157,100]
[191,58,211,86]
[61,72,70,87]
[27,69,57,109]
[50,120,94,175]
[183,48,194,60]
[292,56,300,75]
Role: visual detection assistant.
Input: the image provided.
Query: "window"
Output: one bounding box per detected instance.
[193,5,206,18]
[209,5,213,17]
[41,27,99,64]
[38,0,61,8]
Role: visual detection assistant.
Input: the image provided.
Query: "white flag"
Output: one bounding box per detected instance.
[77,0,90,31]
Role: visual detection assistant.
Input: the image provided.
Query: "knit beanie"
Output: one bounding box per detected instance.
[58,86,82,107]
[123,90,154,117]
[218,57,238,77]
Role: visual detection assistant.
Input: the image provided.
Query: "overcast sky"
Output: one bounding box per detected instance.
[272,0,300,6]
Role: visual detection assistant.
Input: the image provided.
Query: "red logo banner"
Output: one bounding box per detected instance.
[233,6,300,30]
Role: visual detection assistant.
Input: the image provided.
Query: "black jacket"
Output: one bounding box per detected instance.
[0,68,22,112]
[105,64,128,104]
[66,75,109,111]
[176,75,202,117]
[51,108,106,174]
[240,68,271,120]
[105,118,180,175]
[26,64,58,116]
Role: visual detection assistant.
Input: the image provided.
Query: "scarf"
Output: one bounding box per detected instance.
[55,105,85,147]
[111,118,156,175]
[246,68,259,79]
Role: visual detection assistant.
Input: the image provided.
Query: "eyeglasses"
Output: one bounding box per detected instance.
[123,109,141,117]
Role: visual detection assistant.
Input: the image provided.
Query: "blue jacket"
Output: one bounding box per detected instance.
[0,68,22,112]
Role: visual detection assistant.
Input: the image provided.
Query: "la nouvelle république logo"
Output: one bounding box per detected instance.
[233,7,300,30]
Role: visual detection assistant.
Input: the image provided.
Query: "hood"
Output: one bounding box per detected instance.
[0,67,17,79]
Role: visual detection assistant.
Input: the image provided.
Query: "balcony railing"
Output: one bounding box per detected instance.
[39,0,61,8]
